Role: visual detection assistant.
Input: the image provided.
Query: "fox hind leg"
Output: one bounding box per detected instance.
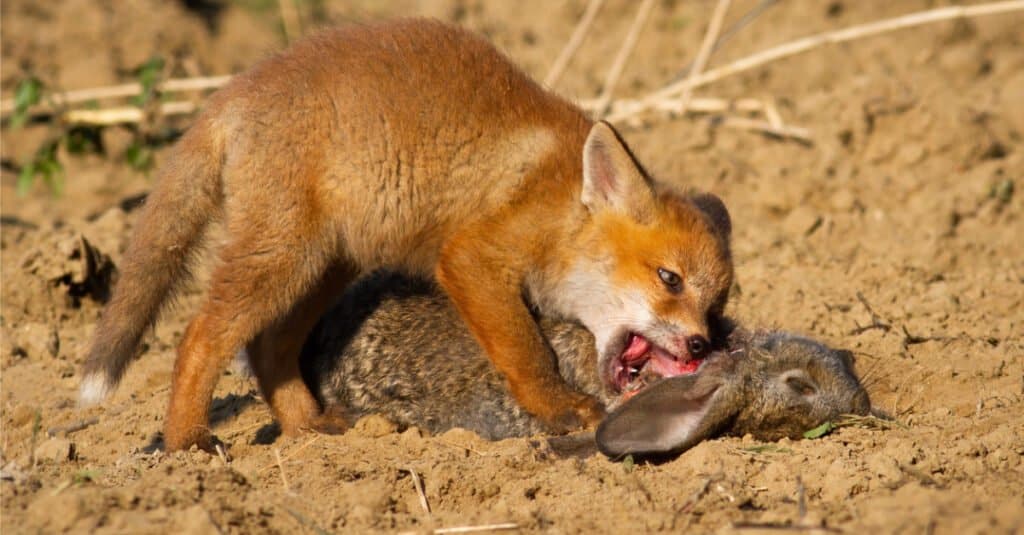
[163,230,335,452]
[246,260,358,437]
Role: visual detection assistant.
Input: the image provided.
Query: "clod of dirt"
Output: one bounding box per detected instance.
[174,504,222,534]
[21,231,115,307]
[351,414,399,438]
[33,438,77,463]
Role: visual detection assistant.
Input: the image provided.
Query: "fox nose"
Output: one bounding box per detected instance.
[687,335,710,358]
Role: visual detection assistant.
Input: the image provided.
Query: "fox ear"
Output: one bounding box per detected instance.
[596,376,730,458]
[690,192,732,241]
[581,121,655,218]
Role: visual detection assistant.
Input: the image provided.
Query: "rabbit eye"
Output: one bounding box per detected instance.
[657,268,682,294]
[786,376,818,397]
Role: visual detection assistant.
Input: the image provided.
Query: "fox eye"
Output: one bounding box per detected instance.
[657,268,682,293]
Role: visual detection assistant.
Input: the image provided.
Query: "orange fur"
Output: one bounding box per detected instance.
[80,19,733,451]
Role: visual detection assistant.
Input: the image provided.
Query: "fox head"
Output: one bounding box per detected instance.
[555,121,733,398]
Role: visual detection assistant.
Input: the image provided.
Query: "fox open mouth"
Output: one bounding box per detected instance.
[611,333,703,398]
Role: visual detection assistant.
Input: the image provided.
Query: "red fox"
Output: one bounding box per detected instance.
[79,18,734,452]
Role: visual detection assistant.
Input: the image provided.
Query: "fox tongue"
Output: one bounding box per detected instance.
[622,334,651,363]
[648,347,701,377]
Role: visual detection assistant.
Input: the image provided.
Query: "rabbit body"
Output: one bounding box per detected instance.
[301,272,871,451]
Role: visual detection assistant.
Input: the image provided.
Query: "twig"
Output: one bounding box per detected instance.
[763,98,784,129]
[215,443,230,465]
[899,324,948,349]
[47,417,99,437]
[63,101,199,125]
[404,467,431,515]
[796,475,806,519]
[433,523,519,534]
[544,0,606,87]
[672,0,780,81]
[278,0,302,44]
[274,448,291,492]
[623,1,1024,118]
[677,0,732,114]
[30,411,41,470]
[848,291,891,335]
[592,0,657,117]
[1,75,232,115]
[260,434,320,472]
[580,95,763,115]
[716,116,813,143]
[834,413,906,431]
[679,474,717,513]
[731,523,841,532]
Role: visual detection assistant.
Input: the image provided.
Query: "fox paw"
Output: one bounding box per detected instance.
[543,394,607,434]
[307,407,349,435]
[164,426,220,454]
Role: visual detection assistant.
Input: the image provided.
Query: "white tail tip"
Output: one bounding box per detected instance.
[79,374,112,406]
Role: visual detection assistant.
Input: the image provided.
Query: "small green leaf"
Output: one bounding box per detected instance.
[132,56,165,106]
[18,139,64,196]
[17,162,36,196]
[990,179,1014,204]
[622,454,635,473]
[73,470,98,485]
[803,421,835,439]
[9,77,43,129]
[125,140,154,172]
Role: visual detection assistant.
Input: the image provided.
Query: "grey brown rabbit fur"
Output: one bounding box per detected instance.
[300,272,871,454]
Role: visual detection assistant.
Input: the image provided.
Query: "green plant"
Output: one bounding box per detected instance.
[72,470,99,485]
[132,56,166,107]
[125,138,155,171]
[803,421,835,439]
[9,77,42,129]
[18,140,63,196]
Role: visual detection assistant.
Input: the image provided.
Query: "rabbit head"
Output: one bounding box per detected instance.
[596,329,871,458]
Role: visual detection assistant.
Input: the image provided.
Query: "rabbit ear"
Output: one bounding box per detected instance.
[596,375,730,458]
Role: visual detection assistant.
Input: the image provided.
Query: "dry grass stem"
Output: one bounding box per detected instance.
[274,448,291,492]
[46,417,99,438]
[404,467,431,515]
[1,75,231,115]
[544,0,605,87]
[278,0,302,43]
[835,413,906,431]
[673,0,779,81]
[592,0,657,117]
[718,116,812,143]
[63,101,198,125]
[259,434,320,472]
[632,1,1024,116]
[763,98,784,129]
[433,523,519,534]
[677,0,732,114]
[215,443,231,465]
[587,95,764,116]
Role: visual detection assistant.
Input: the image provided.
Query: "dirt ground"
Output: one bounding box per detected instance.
[2,0,1022,533]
